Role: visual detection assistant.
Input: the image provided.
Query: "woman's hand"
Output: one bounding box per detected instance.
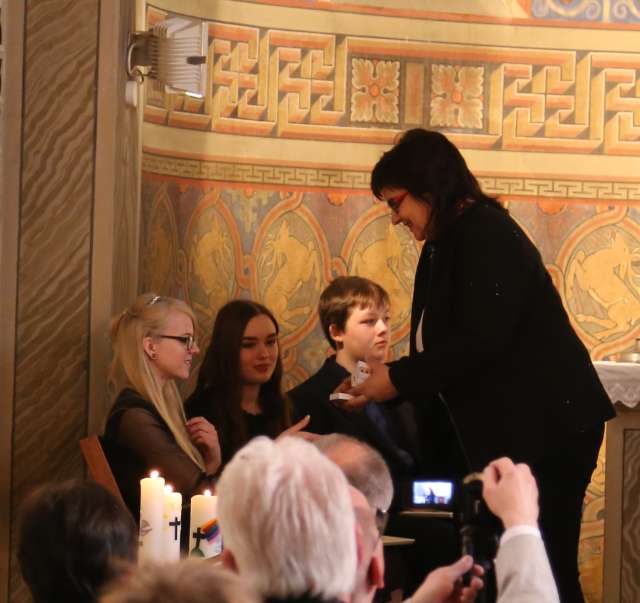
[186,417,222,475]
[337,360,399,411]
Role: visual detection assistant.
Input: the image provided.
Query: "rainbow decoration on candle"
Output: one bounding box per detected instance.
[200,518,220,542]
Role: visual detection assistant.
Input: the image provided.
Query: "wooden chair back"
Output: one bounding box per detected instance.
[79,435,124,505]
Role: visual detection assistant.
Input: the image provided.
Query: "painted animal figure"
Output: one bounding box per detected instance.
[351,223,413,321]
[190,215,234,319]
[566,231,640,340]
[260,219,321,332]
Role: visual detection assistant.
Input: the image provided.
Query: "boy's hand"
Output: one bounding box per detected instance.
[332,377,352,395]
[335,360,398,411]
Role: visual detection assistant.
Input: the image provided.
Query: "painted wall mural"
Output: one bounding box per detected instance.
[141,2,640,602]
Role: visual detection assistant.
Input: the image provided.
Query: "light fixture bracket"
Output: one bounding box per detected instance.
[126,17,207,97]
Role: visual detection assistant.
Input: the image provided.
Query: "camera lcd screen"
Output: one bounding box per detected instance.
[412,480,454,507]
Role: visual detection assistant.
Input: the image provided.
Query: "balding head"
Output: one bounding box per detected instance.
[315,434,393,512]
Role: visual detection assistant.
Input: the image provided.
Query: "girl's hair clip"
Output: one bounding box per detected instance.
[147,295,162,306]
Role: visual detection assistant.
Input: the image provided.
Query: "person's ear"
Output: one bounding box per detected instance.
[329,324,344,348]
[221,548,238,573]
[354,523,365,566]
[367,541,385,589]
[143,336,157,360]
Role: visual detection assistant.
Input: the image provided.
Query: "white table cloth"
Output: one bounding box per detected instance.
[593,361,640,409]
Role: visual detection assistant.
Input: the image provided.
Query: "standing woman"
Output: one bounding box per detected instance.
[347,129,615,603]
[104,293,221,520]
[186,300,295,467]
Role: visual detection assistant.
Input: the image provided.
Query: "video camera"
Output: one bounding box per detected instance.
[458,472,500,597]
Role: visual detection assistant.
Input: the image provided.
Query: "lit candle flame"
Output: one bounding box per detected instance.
[204,489,212,496]
[150,470,159,479]
[164,484,173,493]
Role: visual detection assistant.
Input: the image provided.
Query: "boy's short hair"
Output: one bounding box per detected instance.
[318,276,390,349]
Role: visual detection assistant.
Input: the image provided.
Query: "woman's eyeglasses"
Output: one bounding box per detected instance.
[385,191,409,213]
[158,334,197,351]
[375,508,389,536]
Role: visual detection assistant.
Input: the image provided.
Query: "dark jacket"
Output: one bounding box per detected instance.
[388,202,615,470]
[288,356,422,478]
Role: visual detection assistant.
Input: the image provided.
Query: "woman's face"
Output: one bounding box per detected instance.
[381,187,432,241]
[239,314,279,386]
[146,310,199,384]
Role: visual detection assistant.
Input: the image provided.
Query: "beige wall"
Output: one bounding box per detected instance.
[138,3,640,602]
[0,1,140,601]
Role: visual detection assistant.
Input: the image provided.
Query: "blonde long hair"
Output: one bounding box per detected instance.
[109,292,205,471]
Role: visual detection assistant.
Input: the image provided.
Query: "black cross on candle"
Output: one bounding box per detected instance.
[169,516,181,541]
[192,526,205,549]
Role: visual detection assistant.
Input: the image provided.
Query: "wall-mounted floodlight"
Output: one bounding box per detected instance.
[127,16,207,102]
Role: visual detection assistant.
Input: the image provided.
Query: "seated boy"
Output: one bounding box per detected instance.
[288,276,421,481]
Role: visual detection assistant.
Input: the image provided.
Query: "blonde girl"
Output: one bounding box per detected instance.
[104,293,220,519]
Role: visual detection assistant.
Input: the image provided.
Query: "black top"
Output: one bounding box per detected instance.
[185,386,277,466]
[103,388,214,521]
[288,356,422,478]
[387,202,615,470]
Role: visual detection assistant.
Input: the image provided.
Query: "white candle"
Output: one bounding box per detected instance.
[189,489,222,558]
[162,485,183,562]
[139,470,165,563]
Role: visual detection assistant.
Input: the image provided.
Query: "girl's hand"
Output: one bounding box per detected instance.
[187,417,222,475]
[277,415,320,441]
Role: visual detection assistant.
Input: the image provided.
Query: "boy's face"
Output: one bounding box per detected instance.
[331,304,390,364]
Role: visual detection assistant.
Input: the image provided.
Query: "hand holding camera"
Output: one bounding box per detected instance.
[481,457,539,529]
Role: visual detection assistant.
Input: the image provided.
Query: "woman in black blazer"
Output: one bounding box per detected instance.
[345,129,615,603]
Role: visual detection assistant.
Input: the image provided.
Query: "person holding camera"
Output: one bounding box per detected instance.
[343,129,615,603]
[482,457,559,603]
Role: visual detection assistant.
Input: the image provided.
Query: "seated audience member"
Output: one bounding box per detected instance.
[102,559,260,603]
[18,480,136,603]
[317,434,470,600]
[187,300,305,469]
[289,276,433,482]
[482,458,560,603]
[217,436,357,602]
[104,293,221,521]
[351,484,482,603]
[325,434,558,603]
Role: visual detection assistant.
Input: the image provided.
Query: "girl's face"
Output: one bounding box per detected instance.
[381,187,433,242]
[239,314,279,386]
[145,310,200,384]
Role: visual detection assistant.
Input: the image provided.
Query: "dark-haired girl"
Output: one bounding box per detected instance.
[186,300,296,467]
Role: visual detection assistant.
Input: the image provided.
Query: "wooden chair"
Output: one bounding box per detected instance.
[79,435,124,505]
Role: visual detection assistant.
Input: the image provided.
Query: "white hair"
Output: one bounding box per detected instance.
[217,436,357,599]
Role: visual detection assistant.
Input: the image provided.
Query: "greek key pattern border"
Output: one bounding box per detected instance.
[143,152,640,201]
[145,7,640,156]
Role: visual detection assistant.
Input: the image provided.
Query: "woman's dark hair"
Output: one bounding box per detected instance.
[18,480,137,603]
[196,300,291,461]
[371,129,506,239]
